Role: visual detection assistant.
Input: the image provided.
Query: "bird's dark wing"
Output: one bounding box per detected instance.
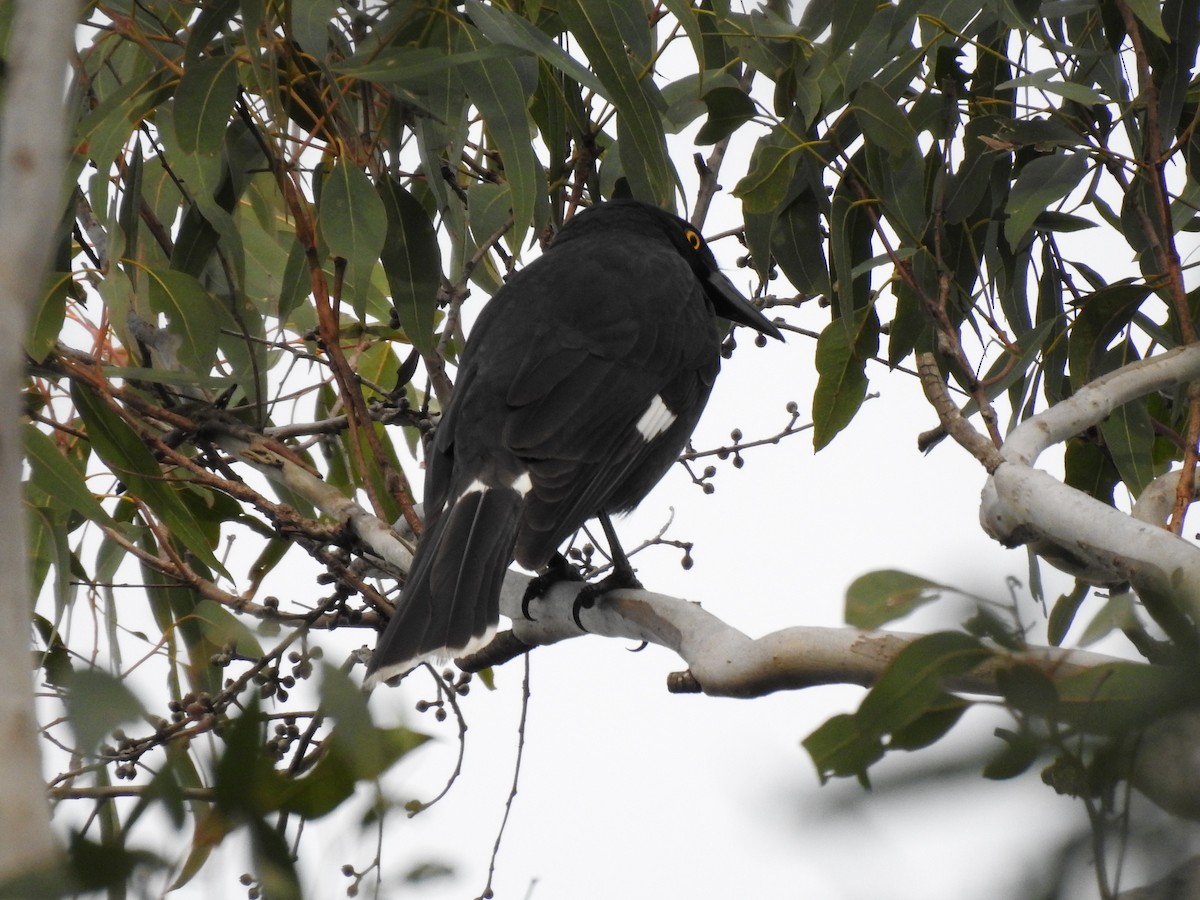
[453,232,720,568]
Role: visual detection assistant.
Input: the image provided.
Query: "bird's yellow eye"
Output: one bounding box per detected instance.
[685,229,702,251]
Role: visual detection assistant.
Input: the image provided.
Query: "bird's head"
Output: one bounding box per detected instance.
[564,200,784,341]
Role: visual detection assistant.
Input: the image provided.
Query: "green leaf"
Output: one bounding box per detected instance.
[1047,580,1091,646]
[996,69,1108,105]
[1032,210,1097,232]
[32,614,73,688]
[1066,281,1150,390]
[213,700,285,818]
[173,55,239,155]
[1004,152,1090,246]
[853,81,917,159]
[1078,589,1137,647]
[28,273,70,362]
[887,695,969,751]
[802,713,883,786]
[983,728,1040,780]
[64,668,147,754]
[192,598,263,658]
[24,425,115,527]
[1064,433,1120,508]
[961,317,1059,416]
[463,0,608,97]
[1099,394,1156,497]
[335,44,523,83]
[98,365,233,391]
[168,744,218,889]
[145,266,223,376]
[845,569,944,629]
[70,382,228,578]
[829,155,875,325]
[278,665,428,819]
[995,663,1059,718]
[74,69,173,169]
[733,131,798,214]
[812,308,879,450]
[1055,661,1196,734]
[27,504,71,616]
[558,0,676,206]
[290,0,339,55]
[467,181,516,252]
[830,0,877,54]
[856,631,992,737]
[319,665,380,778]
[1123,0,1170,40]
[456,30,538,243]
[695,85,757,145]
[659,0,710,69]
[378,176,441,354]
[864,140,927,243]
[318,160,387,320]
[771,190,831,296]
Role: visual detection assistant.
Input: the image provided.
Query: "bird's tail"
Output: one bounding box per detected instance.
[366,487,522,683]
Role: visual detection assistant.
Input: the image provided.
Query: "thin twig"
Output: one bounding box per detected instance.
[478,654,531,900]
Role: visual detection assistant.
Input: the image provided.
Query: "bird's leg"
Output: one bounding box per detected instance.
[521,552,582,621]
[572,512,643,628]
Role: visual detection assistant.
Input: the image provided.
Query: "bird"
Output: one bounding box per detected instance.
[366,199,783,683]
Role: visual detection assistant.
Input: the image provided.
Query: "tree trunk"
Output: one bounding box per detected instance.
[0,0,80,881]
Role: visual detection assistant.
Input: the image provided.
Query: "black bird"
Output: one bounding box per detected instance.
[367,199,782,682]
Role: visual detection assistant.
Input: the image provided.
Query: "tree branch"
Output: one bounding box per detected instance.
[1001,345,1200,467]
[449,574,1125,701]
[981,344,1200,605]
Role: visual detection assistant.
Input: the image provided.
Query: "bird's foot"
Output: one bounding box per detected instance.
[571,566,643,630]
[521,553,583,621]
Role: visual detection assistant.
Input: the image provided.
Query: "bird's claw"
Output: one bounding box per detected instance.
[570,567,643,631]
[522,553,583,621]
[571,584,600,630]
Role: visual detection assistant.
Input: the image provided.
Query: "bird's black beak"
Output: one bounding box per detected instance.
[705,269,785,341]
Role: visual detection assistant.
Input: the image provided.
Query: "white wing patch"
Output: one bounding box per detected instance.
[635,394,677,441]
[457,474,532,501]
[511,471,533,496]
[457,479,488,500]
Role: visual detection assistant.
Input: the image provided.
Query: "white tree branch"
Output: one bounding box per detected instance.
[0,0,79,881]
[1002,345,1200,467]
[483,577,1122,698]
[980,345,1200,607]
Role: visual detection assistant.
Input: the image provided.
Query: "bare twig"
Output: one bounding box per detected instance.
[916,353,1004,472]
[477,654,532,900]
